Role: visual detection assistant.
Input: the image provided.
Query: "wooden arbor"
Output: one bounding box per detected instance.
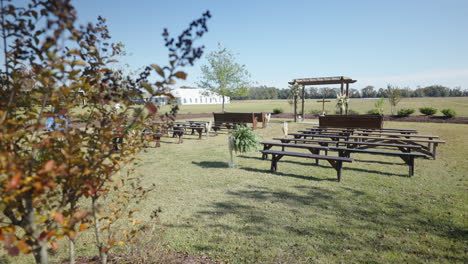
[288,76,357,122]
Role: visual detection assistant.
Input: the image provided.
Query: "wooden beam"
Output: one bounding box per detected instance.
[301,85,305,120]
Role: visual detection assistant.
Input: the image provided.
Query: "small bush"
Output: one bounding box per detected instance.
[309,109,322,115]
[272,107,284,114]
[419,107,437,116]
[347,109,359,115]
[367,109,381,115]
[441,108,456,118]
[231,126,260,153]
[397,108,415,117]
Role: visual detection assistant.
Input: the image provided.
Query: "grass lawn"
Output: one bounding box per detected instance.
[157,97,468,117]
[3,120,467,263]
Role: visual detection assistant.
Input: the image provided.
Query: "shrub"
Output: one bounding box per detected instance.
[231,126,260,153]
[309,109,322,115]
[367,109,381,115]
[419,107,437,116]
[441,108,456,118]
[272,107,284,114]
[397,108,415,117]
[347,109,359,115]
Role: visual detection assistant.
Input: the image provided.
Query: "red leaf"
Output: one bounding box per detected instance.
[145,102,158,114]
[8,246,19,256]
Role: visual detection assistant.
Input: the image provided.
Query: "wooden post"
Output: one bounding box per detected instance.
[294,93,297,122]
[345,83,349,115]
[340,82,344,115]
[301,85,305,121]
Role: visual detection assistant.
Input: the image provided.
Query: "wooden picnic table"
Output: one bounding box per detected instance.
[349,135,445,159]
[311,126,418,134]
[289,132,349,142]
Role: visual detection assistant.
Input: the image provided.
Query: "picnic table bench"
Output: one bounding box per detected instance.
[259,149,353,181]
[289,132,350,142]
[330,147,427,177]
[261,141,329,163]
[349,136,445,159]
[354,132,439,139]
[311,126,418,134]
[262,140,425,177]
[298,130,352,136]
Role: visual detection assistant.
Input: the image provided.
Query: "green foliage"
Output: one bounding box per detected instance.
[367,109,381,115]
[309,109,322,115]
[347,109,360,115]
[441,108,456,118]
[230,126,260,154]
[397,108,415,117]
[374,97,385,115]
[198,43,251,111]
[272,107,284,114]
[386,85,402,115]
[419,107,437,115]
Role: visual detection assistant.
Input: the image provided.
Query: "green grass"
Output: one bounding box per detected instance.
[158,97,468,117]
[3,121,467,263]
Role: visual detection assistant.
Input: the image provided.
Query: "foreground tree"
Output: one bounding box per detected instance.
[198,43,250,112]
[0,1,210,263]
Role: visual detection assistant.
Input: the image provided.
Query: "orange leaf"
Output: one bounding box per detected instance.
[79,223,89,232]
[54,212,64,224]
[68,231,77,240]
[44,160,56,172]
[8,173,22,189]
[17,240,30,254]
[51,241,59,250]
[173,71,187,80]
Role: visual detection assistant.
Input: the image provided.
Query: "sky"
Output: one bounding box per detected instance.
[70,0,468,90]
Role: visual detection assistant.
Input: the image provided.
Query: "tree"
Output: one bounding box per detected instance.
[361,85,376,98]
[385,85,402,115]
[198,43,250,111]
[0,1,210,263]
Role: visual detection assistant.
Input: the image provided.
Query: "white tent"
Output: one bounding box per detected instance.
[146,88,229,105]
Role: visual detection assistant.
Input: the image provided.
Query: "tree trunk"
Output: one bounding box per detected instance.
[32,243,49,264]
[24,193,49,264]
[92,198,107,264]
[69,238,75,264]
[222,96,225,112]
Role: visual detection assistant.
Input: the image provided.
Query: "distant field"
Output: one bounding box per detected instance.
[156,97,468,117]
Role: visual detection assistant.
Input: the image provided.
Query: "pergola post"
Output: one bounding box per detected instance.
[301,85,305,121]
[340,82,344,115]
[293,93,297,122]
[345,83,349,115]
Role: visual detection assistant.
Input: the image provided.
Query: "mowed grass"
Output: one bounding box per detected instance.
[159,97,468,117]
[133,121,466,263]
[4,121,467,263]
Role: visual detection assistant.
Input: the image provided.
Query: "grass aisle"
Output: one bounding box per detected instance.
[134,121,467,263]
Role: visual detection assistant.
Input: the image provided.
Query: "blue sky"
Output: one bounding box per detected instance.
[72,0,468,90]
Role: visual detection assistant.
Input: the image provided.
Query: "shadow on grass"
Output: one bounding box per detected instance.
[195,184,466,262]
[240,154,408,177]
[192,161,227,168]
[240,167,335,182]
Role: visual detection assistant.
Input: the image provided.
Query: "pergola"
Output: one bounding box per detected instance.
[288,76,357,121]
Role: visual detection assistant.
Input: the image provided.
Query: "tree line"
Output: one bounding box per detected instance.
[231,85,468,100]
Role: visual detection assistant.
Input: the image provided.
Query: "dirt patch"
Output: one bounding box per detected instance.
[173,113,468,124]
[61,251,219,264]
